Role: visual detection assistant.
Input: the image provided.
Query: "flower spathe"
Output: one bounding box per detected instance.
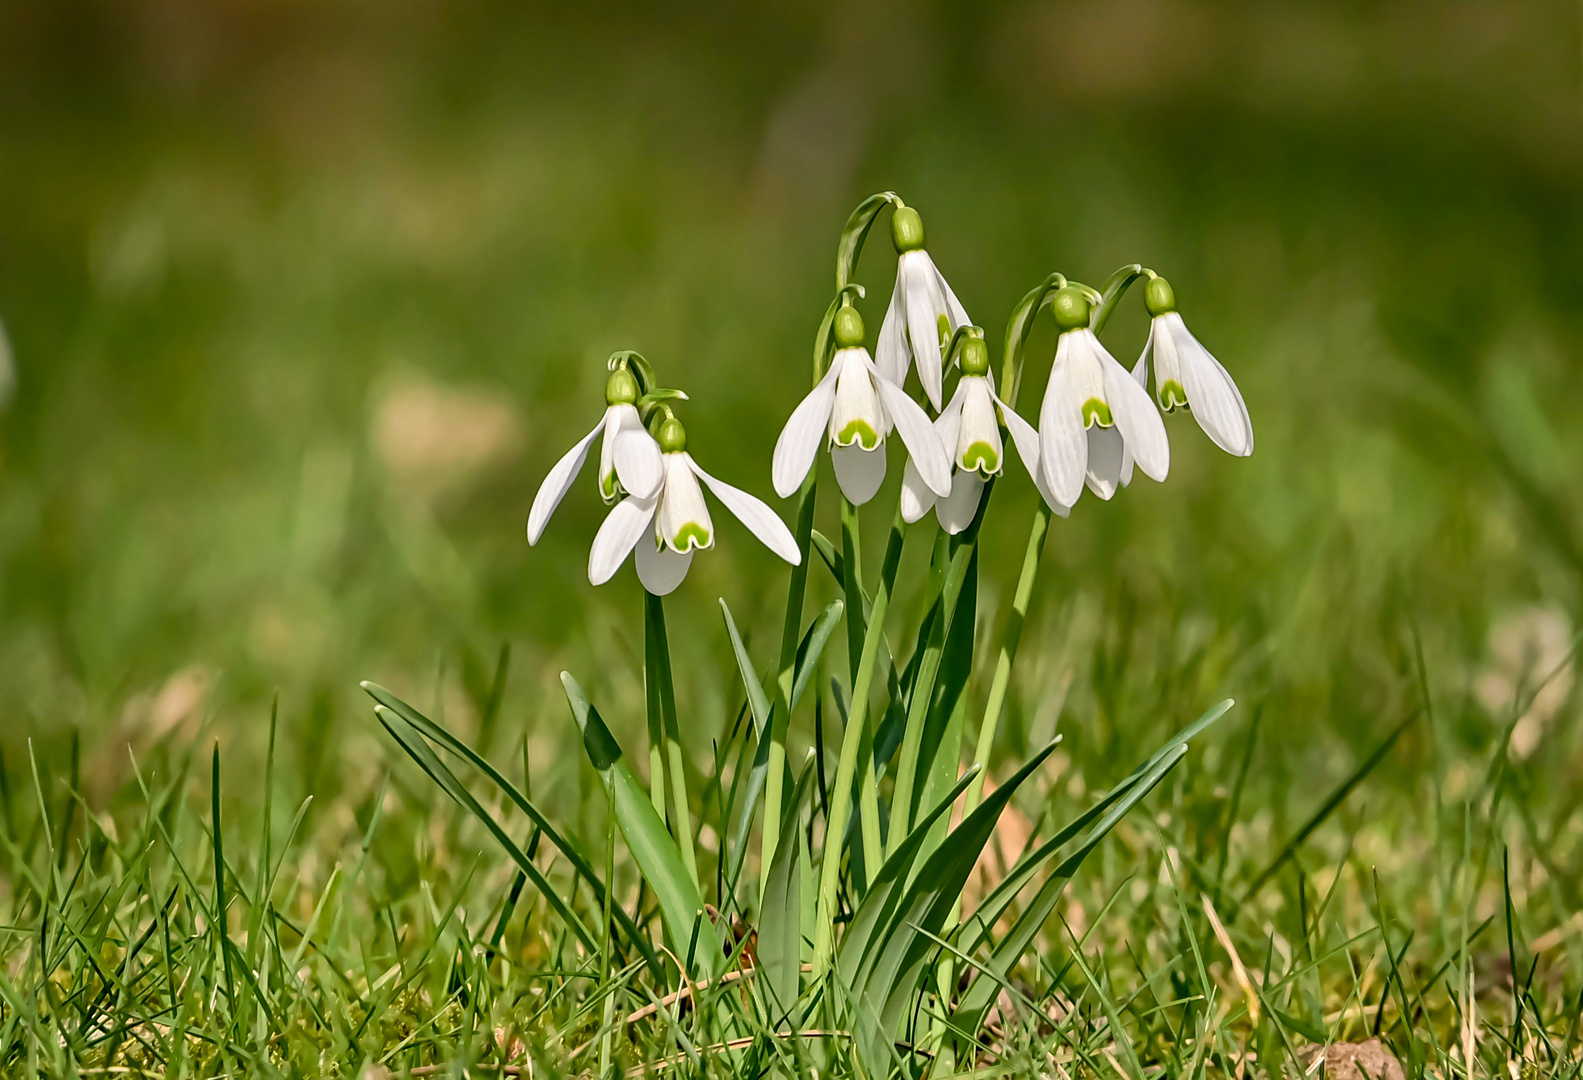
[1038,316,1170,507]
[1135,310,1254,458]
[526,372,666,545]
[875,207,969,410]
[902,352,1068,533]
[772,342,953,506]
[589,432,801,596]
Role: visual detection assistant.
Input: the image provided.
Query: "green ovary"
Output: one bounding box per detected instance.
[960,440,999,475]
[836,419,880,449]
[1081,398,1113,428]
[670,523,711,551]
[1159,380,1188,411]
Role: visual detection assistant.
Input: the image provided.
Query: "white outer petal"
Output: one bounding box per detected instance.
[657,453,713,552]
[998,391,1068,515]
[831,444,887,504]
[613,425,664,500]
[935,388,966,461]
[1085,426,1125,500]
[1038,359,1088,507]
[935,471,984,534]
[899,459,937,523]
[687,455,800,565]
[875,277,910,387]
[873,366,951,497]
[931,256,971,330]
[772,358,840,498]
[1101,346,1170,482]
[1132,320,1155,392]
[902,251,946,409]
[1169,314,1254,456]
[635,537,693,595]
[588,496,657,585]
[598,404,644,501]
[527,415,605,545]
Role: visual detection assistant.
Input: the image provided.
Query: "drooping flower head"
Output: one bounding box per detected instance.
[772,303,952,506]
[1133,275,1253,458]
[1037,286,1170,506]
[875,205,970,411]
[526,361,666,545]
[902,333,1067,533]
[591,412,800,595]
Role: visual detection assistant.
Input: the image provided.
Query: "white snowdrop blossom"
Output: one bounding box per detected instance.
[1132,277,1253,458]
[902,338,1068,533]
[1037,287,1169,506]
[875,206,969,410]
[772,306,953,506]
[589,416,800,596]
[526,369,665,545]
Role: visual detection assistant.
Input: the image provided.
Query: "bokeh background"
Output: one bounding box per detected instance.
[2,0,1581,855]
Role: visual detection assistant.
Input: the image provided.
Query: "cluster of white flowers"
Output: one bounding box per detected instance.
[527,203,1253,596]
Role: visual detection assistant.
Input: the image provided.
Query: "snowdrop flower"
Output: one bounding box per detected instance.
[526,368,665,545]
[590,415,800,595]
[1133,276,1254,458]
[1038,286,1169,506]
[772,305,953,506]
[902,336,1068,533]
[875,206,970,410]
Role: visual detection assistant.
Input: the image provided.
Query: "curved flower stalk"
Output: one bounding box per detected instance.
[1132,275,1254,458]
[591,413,800,595]
[772,304,952,506]
[526,363,666,544]
[902,333,1067,533]
[875,205,970,410]
[1037,285,1169,506]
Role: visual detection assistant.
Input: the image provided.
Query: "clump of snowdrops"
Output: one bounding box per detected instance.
[365,191,1252,1076]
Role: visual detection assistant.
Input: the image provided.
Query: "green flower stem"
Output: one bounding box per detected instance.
[964,502,1052,813]
[843,499,894,888]
[885,521,980,855]
[814,509,905,969]
[759,474,817,898]
[644,592,700,891]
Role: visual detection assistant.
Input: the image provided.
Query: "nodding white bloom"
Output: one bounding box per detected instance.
[526,368,665,545]
[1037,286,1169,506]
[902,337,1069,533]
[1133,276,1253,458]
[590,416,800,595]
[875,206,970,410]
[772,306,953,506]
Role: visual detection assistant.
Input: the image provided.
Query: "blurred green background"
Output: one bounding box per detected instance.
[2,0,1580,832]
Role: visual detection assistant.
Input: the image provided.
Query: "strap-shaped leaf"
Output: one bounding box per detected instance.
[846,741,1058,1071]
[361,680,663,978]
[561,672,722,978]
[758,761,815,1030]
[373,706,599,956]
[948,699,1234,1049]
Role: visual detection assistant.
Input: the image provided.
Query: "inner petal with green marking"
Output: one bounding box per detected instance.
[1159,379,1188,411]
[669,522,711,552]
[960,440,999,476]
[1081,398,1114,428]
[835,419,880,449]
[600,468,620,499]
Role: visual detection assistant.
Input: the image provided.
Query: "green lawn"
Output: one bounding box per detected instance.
[2,3,1582,1076]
